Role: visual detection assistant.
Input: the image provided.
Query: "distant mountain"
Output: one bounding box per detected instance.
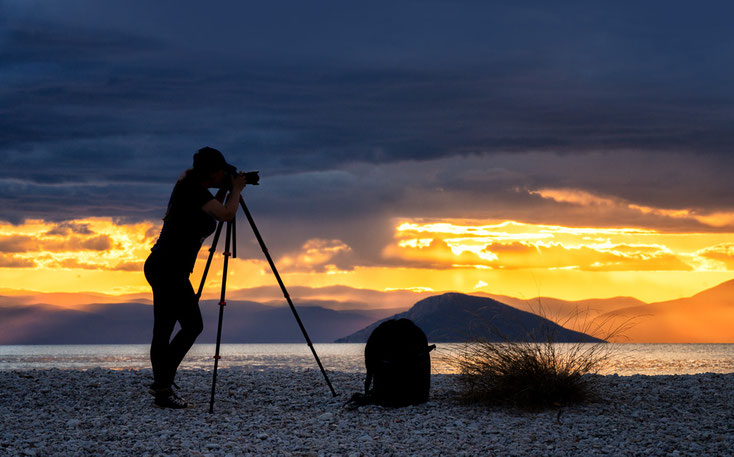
[335,293,604,343]
[4,278,733,343]
[601,279,734,343]
[0,300,398,344]
[478,293,646,318]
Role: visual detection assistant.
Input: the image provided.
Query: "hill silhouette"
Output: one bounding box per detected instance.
[3,279,733,343]
[478,292,646,318]
[0,300,395,344]
[336,292,604,343]
[601,279,734,343]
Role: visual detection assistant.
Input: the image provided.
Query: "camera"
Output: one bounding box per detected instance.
[226,166,260,186]
[243,170,260,185]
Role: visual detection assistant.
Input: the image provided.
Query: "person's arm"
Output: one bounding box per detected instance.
[214,186,228,203]
[202,174,247,221]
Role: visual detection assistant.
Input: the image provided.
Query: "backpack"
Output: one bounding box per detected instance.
[351,318,436,407]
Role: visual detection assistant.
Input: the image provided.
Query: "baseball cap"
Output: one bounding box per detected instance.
[193,147,236,175]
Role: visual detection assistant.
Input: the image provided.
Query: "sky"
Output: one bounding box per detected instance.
[2,0,734,308]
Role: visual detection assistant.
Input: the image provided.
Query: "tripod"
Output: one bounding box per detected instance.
[196,194,337,413]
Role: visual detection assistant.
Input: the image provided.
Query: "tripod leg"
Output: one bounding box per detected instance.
[196,219,226,301]
[238,196,338,397]
[232,216,237,258]
[209,220,233,413]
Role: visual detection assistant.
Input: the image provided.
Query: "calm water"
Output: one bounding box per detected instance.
[0,343,732,375]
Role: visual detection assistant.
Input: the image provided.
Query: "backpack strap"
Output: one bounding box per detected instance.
[344,392,378,410]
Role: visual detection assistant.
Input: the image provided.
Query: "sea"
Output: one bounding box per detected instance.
[0,343,733,375]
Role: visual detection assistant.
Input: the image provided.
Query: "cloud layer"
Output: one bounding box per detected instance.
[2,1,734,302]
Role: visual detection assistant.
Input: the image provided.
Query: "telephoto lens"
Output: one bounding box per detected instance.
[244,171,259,185]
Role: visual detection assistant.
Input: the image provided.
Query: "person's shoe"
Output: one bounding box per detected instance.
[148,381,180,397]
[154,388,189,409]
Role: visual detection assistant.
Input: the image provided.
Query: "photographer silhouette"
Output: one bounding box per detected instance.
[144,147,246,409]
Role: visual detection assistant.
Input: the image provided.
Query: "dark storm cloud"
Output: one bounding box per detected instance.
[45,222,93,236]
[0,177,169,224]
[1,0,734,237]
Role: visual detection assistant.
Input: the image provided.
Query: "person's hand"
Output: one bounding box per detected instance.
[231,172,247,191]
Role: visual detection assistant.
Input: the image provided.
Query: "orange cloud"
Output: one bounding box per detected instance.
[0,234,115,253]
[386,219,731,273]
[694,212,734,228]
[493,241,692,271]
[53,259,101,270]
[112,261,146,272]
[0,254,36,268]
[386,237,692,272]
[0,218,159,273]
[627,204,692,219]
[532,187,734,229]
[529,188,616,207]
[278,238,355,273]
[698,243,734,269]
[0,235,37,253]
[2,216,734,307]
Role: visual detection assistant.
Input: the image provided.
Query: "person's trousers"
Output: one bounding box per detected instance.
[144,251,203,389]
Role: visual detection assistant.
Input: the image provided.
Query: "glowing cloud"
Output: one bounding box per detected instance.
[698,243,734,270]
[387,219,734,273]
[277,238,354,273]
[0,219,158,272]
[532,187,734,229]
[3,216,734,306]
[0,218,162,295]
[529,188,616,207]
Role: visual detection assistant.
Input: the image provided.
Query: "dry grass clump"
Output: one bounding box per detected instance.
[455,339,609,408]
[452,306,631,409]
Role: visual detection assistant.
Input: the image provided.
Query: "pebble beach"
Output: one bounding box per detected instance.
[1,367,732,456]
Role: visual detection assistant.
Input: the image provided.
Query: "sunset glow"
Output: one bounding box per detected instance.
[387,219,734,274]
[2,217,733,308]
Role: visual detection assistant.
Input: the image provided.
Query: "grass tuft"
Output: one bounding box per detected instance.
[451,302,632,409]
[454,340,606,408]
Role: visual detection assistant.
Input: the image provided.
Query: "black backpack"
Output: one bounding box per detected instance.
[351,318,436,407]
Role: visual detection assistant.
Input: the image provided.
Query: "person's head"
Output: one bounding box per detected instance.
[191,147,236,187]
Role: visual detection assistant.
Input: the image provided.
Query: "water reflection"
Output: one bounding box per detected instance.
[433,343,734,376]
[0,343,732,375]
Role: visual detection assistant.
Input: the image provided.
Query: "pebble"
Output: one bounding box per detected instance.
[0,368,732,456]
[66,419,82,427]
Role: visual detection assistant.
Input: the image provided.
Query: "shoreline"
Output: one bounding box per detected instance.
[2,368,732,456]
[2,343,734,376]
